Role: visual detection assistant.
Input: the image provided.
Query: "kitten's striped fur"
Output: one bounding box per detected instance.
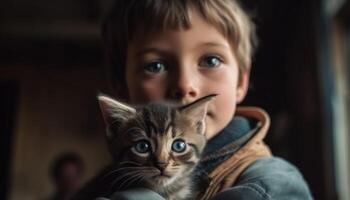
[98,95,216,200]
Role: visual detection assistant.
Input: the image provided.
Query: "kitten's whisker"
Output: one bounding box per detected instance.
[135,175,147,186]
[127,173,146,188]
[111,170,139,184]
[101,166,150,180]
[110,170,143,190]
[117,172,143,190]
[119,161,142,166]
[133,169,157,179]
[124,170,153,188]
[119,173,144,190]
[114,169,158,190]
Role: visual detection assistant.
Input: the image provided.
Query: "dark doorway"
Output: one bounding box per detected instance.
[0,81,19,200]
[241,0,335,199]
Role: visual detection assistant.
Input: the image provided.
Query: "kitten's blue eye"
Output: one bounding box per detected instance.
[172,139,187,153]
[200,56,222,68]
[134,140,151,154]
[144,62,167,74]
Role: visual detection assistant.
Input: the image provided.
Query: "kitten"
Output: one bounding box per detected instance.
[97,94,216,200]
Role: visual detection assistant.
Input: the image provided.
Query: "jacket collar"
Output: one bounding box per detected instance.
[197,107,272,200]
[199,107,270,172]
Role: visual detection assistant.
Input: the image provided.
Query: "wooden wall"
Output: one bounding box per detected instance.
[0,66,112,200]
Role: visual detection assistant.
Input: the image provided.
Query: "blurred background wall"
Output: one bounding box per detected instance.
[0,67,111,199]
[1,0,350,200]
[0,1,114,199]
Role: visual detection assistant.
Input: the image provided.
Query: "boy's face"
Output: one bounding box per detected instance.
[124,10,249,139]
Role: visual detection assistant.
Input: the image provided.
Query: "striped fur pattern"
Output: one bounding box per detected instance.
[98,95,216,200]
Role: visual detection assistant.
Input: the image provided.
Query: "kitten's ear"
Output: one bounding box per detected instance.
[98,95,136,127]
[178,94,217,124]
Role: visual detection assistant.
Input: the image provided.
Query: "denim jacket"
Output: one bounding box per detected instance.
[193,107,313,200]
[75,107,313,200]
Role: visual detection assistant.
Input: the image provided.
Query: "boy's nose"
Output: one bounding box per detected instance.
[168,68,199,102]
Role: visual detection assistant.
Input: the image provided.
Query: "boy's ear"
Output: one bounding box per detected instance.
[236,70,250,104]
[98,95,136,128]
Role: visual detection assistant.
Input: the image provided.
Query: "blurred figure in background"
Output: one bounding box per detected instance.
[44,152,85,200]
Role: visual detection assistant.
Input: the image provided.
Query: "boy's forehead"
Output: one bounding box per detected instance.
[128,11,232,54]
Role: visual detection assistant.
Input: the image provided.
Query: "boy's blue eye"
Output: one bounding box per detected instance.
[171,139,187,153]
[200,56,222,68]
[134,140,151,154]
[144,62,167,74]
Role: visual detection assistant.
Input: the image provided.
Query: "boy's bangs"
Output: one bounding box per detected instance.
[127,0,193,39]
[123,0,246,55]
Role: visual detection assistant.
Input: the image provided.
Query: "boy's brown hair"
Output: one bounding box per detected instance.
[103,0,258,96]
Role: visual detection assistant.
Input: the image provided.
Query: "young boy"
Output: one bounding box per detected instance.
[77,0,313,199]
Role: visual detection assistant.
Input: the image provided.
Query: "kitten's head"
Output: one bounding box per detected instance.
[98,94,216,187]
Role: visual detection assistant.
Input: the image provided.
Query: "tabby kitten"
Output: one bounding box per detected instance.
[97,94,216,200]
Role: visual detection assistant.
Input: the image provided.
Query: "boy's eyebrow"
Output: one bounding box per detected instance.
[199,42,230,49]
[134,42,230,56]
[135,47,171,57]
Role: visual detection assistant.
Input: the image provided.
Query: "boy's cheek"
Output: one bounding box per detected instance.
[206,93,237,138]
[128,80,167,104]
